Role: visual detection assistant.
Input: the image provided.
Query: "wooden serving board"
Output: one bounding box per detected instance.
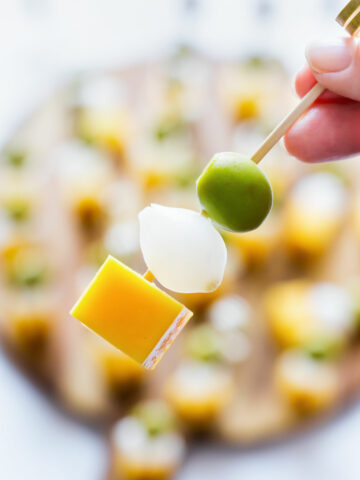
[1,55,360,452]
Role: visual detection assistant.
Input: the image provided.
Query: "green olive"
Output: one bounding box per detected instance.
[196,152,273,232]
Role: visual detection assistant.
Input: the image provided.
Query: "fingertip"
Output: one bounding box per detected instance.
[305,37,360,102]
[293,66,317,98]
[293,66,347,103]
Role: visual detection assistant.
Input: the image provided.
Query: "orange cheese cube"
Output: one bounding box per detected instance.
[71,256,192,369]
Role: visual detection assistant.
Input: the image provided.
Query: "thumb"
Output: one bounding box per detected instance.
[306,37,360,102]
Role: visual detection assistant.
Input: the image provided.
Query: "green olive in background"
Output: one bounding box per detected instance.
[185,324,222,363]
[5,149,27,168]
[9,251,48,288]
[5,198,31,222]
[133,400,176,436]
[196,152,273,232]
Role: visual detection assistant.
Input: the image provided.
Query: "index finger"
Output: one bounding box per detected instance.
[294,66,350,103]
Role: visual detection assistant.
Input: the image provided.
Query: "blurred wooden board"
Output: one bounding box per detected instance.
[1,54,360,452]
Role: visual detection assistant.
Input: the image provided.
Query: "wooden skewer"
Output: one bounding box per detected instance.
[143,269,155,282]
[250,0,360,165]
[251,83,325,164]
[345,9,360,35]
[337,0,360,26]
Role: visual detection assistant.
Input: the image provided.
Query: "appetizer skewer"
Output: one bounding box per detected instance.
[275,350,339,414]
[110,400,185,480]
[71,204,228,369]
[71,1,359,375]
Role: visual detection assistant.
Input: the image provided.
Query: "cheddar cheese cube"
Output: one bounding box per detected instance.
[71,256,192,369]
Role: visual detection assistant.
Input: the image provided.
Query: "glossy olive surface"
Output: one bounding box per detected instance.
[197,152,273,232]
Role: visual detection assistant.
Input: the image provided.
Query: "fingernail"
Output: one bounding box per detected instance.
[306,39,352,73]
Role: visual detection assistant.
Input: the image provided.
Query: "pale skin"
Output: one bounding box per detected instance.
[284,37,360,163]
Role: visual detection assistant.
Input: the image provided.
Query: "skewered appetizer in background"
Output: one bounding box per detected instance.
[151,47,207,125]
[1,288,56,372]
[129,124,198,190]
[1,147,28,169]
[219,58,294,128]
[275,350,339,414]
[136,52,204,190]
[283,173,348,262]
[0,173,39,224]
[89,335,144,402]
[165,323,235,429]
[55,141,112,234]
[110,400,185,480]
[264,280,355,358]
[58,327,108,418]
[0,234,36,282]
[4,245,50,289]
[0,222,51,290]
[207,294,252,364]
[165,358,235,430]
[73,75,133,159]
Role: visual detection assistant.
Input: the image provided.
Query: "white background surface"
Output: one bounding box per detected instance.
[1,1,360,479]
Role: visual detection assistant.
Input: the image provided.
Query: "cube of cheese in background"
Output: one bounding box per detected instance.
[71,256,192,369]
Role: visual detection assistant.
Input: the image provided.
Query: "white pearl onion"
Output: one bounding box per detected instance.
[139,204,227,293]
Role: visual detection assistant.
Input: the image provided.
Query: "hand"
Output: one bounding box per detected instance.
[284,37,360,163]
